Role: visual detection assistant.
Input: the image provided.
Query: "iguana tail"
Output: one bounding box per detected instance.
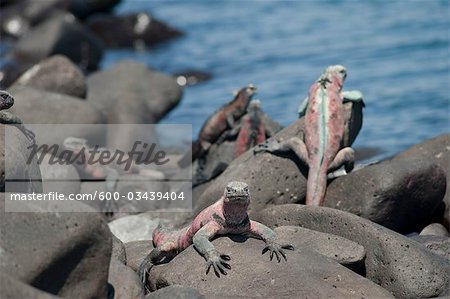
[305,166,328,206]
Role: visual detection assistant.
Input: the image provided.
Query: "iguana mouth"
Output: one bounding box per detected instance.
[226,195,249,203]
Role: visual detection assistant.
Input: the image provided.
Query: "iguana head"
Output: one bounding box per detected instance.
[324,64,347,81]
[0,90,14,110]
[224,181,250,204]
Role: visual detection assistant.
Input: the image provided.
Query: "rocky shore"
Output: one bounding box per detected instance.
[1,0,449,298]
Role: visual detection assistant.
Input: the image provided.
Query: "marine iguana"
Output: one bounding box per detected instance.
[137,181,293,290]
[255,65,355,206]
[0,90,35,141]
[232,99,268,158]
[178,84,257,168]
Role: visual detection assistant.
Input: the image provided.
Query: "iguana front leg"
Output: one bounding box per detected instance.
[254,136,309,167]
[193,222,231,277]
[249,220,294,262]
[137,248,168,292]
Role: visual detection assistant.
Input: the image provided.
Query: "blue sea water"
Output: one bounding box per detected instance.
[102,0,450,160]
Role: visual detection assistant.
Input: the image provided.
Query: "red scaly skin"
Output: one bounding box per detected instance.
[304,67,346,206]
[254,65,354,206]
[233,100,266,158]
[178,85,257,167]
[138,181,293,290]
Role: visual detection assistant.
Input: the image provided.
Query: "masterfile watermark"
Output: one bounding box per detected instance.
[27,141,170,171]
[5,124,193,213]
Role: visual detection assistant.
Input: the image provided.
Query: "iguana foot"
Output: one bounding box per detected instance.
[205,250,231,277]
[253,140,280,154]
[262,242,294,262]
[137,248,163,293]
[137,258,152,292]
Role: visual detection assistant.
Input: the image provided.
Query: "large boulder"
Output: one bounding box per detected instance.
[253,205,449,298]
[8,85,104,124]
[108,259,144,299]
[85,12,183,49]
[13,55,87,98]
[393,134,450,227]
[273,226,365,272]
[7,85,106,146]
[0,200,112,298]
[148,237,394,298]
[410,235,450,261]
[194,99,364,215]
[324,157,446,233]
[11,12,104,71]
[87,60,182,124]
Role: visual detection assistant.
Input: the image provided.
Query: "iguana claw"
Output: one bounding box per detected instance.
[137,258,152,292]
[262,242,294,262]
[205,251,231,277]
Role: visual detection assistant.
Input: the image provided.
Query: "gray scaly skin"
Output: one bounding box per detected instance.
[138,181,293,292]
[0,90,35,141]
[255,65,356,206]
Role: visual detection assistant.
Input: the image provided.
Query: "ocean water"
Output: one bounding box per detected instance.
[102,0,450,160]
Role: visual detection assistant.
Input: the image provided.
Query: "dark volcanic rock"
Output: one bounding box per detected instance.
[0,200,112,298]
[0,56,31,89]
[85,12,183,48]
[11,12,104,71]
[67,0,122,19]
[7,85,106,145]
[13,55,87,98]
[87,60,182,124]
[145,285,205,299]
[108,259,144,299]
[111,234,127,265]
[194,100,364,215]
[393,134,450,227]
[324,157,446,233]
[1,124,42,192]
[253,205,449,298]
[274,226,365,272]
[148,237,394,298]
[0,0,64,39]
[410,235,450,261]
